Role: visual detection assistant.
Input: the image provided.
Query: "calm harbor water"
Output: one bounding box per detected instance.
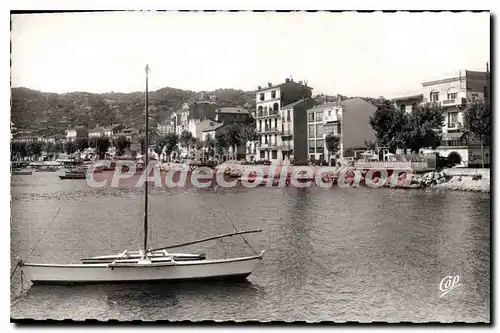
[10,171,490,322]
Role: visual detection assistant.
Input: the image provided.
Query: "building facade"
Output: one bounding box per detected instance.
[307,98,377,163]
[214,107,250,124]
[279,98,318,164]
[392,69,490,167]
[254,78,312,162]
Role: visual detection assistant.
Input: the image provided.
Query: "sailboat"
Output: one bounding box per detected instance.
[19,65,265,284]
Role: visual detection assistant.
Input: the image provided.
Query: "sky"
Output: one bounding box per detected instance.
[11,11,490,98]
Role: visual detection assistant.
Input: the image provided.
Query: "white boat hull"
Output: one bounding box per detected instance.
[21,253,263,284]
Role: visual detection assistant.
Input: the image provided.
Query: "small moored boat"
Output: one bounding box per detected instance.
[18,64,265,284]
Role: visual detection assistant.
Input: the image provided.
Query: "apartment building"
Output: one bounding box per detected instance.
[392,69,490,167]
[307,98,377,164]
[254,78,312,162]
[279,98,318,164]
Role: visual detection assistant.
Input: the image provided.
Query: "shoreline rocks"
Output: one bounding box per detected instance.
[411,170,490,193]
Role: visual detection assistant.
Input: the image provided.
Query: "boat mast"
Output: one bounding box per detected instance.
[143,64,150,254]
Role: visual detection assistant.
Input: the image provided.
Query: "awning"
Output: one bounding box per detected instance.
[442,132,464,140]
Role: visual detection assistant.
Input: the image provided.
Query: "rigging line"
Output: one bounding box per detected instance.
[214,186,258,255]
[27,207,63,260]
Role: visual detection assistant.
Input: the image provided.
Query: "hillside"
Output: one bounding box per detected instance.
[10,87,256,136]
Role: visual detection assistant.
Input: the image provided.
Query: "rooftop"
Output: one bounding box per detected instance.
[202,122,225,132]
[256,79,313,92]
[216,107,249,114]
[281,98,317,110]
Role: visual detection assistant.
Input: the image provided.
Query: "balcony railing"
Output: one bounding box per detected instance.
[256,111,279,118]
[442,98,467,107]
[281,130,292,136]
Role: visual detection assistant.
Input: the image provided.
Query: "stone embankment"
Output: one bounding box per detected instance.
[411,169,490,193]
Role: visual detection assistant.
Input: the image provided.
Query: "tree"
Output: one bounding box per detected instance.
[464,99,491,168]
[215,133,229,158]
[113,136,130,156]
[179,130,194,156]
[75,137,89,152]
[225,124,243,159]
[325,133,341,164]
[64,141,76,155]
[162,132,179,161]
[96,137,111,159]
[204,134,215,159]
[364,140,376,151]
[369,98,408,152]
[403,103,444,153]
[89,137,98,149]
[139,135,146,155]
[54,141,64,154]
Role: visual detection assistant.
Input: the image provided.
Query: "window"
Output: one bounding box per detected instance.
[430,91,439,102]
[272,150,277,159]
[282,124,284,133]
[274,118,277,128]
[258,106,263,116]
[448,112,458,126]
[447,92,457,100]
[308,125,315,138]
[287,110,291,121]
[316,112,323,122]
[273,103,279,112]
[260,151,265,159]
[316,124,324,138]
[265,135,268,144]
[324,124,333,134]
[309,140,315,153]
[400,104,406,112]
[316,140,324,153]
[328,110,331,116]
[260,93,265,101]
[308,112,315,123]
[271,90,276,99]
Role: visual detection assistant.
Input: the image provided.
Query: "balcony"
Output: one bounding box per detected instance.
[259,143,277,149]
[442,98,467,107]
[281,130,293,136]
[278,143,294,150]
[256,110,279,119]
[447,122,463,130]
[323,114,341,123]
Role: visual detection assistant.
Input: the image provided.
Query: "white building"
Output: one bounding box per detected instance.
[392,69,490,167]
[254,78,312,162]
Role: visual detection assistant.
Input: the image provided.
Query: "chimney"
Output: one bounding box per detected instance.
[337,94,342,102]
[299,80,303,85]
[258,85,262,90]
[268,82,272,88]
[285,78,290,83]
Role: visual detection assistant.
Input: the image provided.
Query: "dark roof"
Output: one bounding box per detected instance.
[89,126,104,133]
[216,107,249,114]
[281,98,316,110]
[391,94,423,102]
[189,102,217,120]
[202,122,225,132]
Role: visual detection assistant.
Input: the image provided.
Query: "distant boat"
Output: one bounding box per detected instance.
[35,167,58,172]
[58,174,87,180]
[12,169,33,176]
[20,64,265,284]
